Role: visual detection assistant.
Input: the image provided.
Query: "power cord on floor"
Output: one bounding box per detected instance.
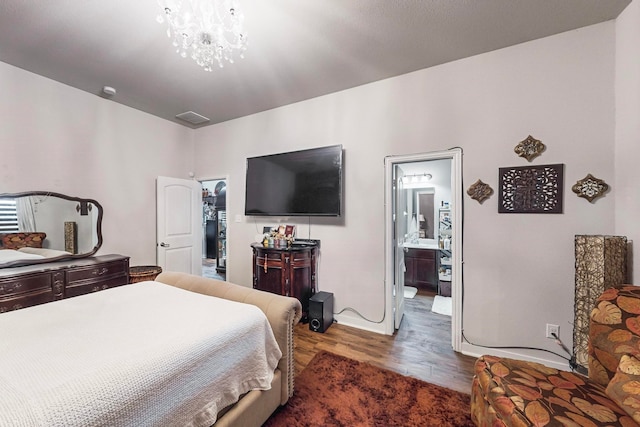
[334,306,386,324]
[462,330,578,370]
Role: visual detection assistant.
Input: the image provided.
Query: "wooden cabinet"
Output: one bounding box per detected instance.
[252,243,317,322]
[0,255,129,314]
[404,248,437,291]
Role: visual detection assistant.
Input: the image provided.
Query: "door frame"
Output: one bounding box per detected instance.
[199,175,230,277]
[384,148,463,352]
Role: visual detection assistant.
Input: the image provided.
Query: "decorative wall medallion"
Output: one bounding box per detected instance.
[498,164,564,213]
[514,135,546,162]
[467,179,493,204]
[572,174,609,202]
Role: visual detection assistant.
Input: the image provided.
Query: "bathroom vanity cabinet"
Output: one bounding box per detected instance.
[404,248,437,291]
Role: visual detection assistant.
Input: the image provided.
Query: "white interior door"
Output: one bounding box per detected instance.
[156,176,202,276]
[394,166,407,329]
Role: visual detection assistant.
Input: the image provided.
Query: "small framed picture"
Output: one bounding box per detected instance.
[278,225,286,236]
[285,225,295,237]
[262,226,271,234]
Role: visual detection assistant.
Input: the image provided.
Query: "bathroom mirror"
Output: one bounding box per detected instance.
[416,190,435,240]
[0,191,102,268]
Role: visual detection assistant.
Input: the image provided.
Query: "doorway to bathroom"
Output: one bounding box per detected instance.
[201,179,226,281]
[384,149,462,351]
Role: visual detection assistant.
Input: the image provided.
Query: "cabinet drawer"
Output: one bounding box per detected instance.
[406,249,436,259]
[0,272,52,297]
[0,289,54,313]
[254,250,283,261]
[65,276,128,298]
[255,255,284,270]
[66,261,128,284]
[290,251,312,266]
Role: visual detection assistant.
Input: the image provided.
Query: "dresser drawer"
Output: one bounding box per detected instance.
[0,272,52,297]
[65,276,128,298]
[0,289,54,313]
[66,260,128,284]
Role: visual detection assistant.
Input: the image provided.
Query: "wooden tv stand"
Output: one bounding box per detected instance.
[251,243,318,322]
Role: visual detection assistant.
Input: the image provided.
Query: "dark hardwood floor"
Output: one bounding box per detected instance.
[293,289,476,394]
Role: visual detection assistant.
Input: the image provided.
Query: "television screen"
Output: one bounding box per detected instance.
[245,145,343,216]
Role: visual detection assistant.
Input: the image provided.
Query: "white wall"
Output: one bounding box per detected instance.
[0,61,195,266]
[0,15,625,369]
[615,0,640,282]
[194,22,616,366]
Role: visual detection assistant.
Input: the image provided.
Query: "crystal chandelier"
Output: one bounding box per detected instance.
[156,0,247,71]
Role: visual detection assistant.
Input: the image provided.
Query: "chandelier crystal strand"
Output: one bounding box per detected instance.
[157,0,247,71]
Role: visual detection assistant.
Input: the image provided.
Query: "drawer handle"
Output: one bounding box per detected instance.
[264,257,268,273]
[0,283,23,295]
[93,268,109,276]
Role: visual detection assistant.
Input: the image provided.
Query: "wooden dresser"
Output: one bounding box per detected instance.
[0,254,129,313]
[251,243,318,322]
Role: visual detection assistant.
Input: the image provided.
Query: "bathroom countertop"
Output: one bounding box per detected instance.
[402,242,440,250]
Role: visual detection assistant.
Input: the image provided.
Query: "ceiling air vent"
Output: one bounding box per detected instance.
[176,111,210,125]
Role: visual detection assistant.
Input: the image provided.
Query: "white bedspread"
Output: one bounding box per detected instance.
[0,249,44,262]
[0,281,282,427]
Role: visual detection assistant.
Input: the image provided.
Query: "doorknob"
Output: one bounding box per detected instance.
[160,242,170,248]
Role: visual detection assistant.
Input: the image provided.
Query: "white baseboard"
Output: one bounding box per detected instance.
[461,342,571,371]
[333,313,388,335]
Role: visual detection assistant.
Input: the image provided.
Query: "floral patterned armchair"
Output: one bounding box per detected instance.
[471,285,640,426]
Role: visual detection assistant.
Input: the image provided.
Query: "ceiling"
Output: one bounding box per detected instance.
[0,0,631,128]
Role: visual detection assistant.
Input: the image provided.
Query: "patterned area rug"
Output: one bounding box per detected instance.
[264,351,473,427]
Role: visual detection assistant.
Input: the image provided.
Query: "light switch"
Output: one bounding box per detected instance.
[235,214,242,223]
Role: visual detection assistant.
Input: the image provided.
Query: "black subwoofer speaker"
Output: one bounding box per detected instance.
[309,291,333,333]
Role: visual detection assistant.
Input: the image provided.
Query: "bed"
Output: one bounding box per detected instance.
[0,231,73,266]
[0,247,73,263]
[0,271,302,426]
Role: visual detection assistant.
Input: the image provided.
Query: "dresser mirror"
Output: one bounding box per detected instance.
[0,191,103,268]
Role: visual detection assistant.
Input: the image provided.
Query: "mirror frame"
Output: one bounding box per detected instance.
[0,191,103,268]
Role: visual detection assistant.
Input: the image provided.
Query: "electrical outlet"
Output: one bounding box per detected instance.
[546,323,559,339]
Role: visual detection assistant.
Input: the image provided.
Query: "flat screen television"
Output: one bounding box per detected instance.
[244,145,343,216]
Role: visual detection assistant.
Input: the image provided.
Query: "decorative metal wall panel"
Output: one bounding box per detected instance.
[498,164,564,213]
[573,235,627,374]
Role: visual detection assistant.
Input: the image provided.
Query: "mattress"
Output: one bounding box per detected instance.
[0,281,282,426]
